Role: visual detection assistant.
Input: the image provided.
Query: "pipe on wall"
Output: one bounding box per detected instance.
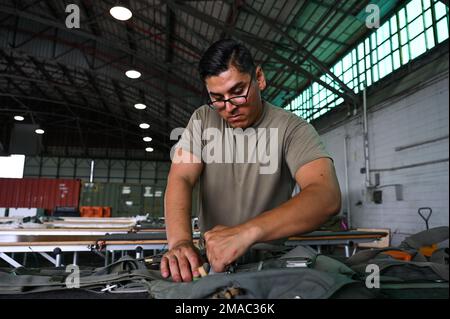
[371,158,449,172]
[344,135,352,228]
[362,86,372,188]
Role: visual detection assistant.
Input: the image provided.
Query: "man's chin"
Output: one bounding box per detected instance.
[229,122,248,129]
[228,119,249,129]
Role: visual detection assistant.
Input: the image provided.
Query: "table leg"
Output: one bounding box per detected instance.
[136,246,143,259]
[344,245,350,258]
[53,248,62,267]
[0,252,23,268]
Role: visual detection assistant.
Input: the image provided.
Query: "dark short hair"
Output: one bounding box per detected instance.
[198,39,255,81]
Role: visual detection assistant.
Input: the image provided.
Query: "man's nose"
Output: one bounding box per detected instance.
[224,100,237,113]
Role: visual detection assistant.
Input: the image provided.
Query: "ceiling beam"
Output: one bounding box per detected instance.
[241,3,358,101]
[0,4,201,93]
[282,24,347,46]
[0,48,196,125]
[272,0,370,104]
[111,79,132,121]
[30,56,81,117]
[28,57,91,154]
[80,0,102,37]
[0,50,52,101]
[220,0,243,39]
[44,0,60,20]
[265,0,344,101]
[166,0,356,104]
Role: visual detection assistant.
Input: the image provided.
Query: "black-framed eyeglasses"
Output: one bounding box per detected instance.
[207,71,254,111]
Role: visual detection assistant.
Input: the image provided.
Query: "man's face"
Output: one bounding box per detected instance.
[205,66,266,129]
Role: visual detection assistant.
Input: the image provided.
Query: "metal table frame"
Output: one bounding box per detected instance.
[285,231,388,258]
[0,241,168,268]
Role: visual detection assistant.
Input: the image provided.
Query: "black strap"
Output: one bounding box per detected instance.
[418,207,432,230]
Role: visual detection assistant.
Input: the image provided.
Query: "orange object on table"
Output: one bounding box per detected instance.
[419,244,438,257]
[381,250,413,261]
[80,206,112,217]
[102,207,111,217]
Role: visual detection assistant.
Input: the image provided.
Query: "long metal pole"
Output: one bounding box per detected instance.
[344,135,352,228]
[362,86,371,188]
[89,160,95,183]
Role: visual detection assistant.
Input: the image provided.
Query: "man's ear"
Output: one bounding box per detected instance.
[256,66,266,91]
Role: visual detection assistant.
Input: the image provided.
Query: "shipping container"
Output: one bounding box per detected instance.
[0,178,81,214]
[80,181,166,217]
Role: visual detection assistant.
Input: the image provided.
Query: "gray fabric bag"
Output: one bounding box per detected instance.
[0,256,160,295]
[345,227,449,284]
[147,246,376,299]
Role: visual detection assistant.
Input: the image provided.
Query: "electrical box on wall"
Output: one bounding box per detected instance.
[373,190,383,204]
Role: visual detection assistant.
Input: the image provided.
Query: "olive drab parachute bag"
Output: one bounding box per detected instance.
[344,227,449,299]
[0,229,448,299]
[0,256,160,295]
[0,246,377,299]
[147,246,378,299]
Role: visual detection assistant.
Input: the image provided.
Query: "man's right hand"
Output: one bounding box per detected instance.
[160,240,203,282]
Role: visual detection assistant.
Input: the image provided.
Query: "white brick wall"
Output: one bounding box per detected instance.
[320,73,449,245]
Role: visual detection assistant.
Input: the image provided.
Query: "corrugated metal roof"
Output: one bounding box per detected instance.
[0,0,407,160]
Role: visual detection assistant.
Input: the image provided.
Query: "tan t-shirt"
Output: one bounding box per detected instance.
[175,100,331,233]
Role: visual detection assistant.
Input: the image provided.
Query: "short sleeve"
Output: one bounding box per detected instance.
[174,108,204,160]
[283,116,332,178]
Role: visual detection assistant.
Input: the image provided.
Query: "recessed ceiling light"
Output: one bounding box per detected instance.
[139,123,150,129]
[145,147,154,152]
[35,129,45,135]
[125,69,141,79]
[14,115,24,121]
[143,137,152,142]
[110,6,132,21]
[134,103,147,110]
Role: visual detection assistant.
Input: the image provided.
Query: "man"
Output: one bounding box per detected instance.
[161,39,341,282]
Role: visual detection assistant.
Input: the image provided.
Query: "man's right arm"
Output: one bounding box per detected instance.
[161,148,204,282]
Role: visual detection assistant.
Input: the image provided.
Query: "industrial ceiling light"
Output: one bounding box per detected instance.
[139,123,150,129]
[134,103,147,110]
[14,115,24,121]
[143,136,152,142]
[35,129,45,135]
[110,6,132,21]
[125,69,141,79]
[145,147,154,152]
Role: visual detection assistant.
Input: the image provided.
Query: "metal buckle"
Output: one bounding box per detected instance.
[101,284,118,292]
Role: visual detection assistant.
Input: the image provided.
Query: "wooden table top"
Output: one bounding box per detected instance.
[0,234,169,246]
[288,230,388,241]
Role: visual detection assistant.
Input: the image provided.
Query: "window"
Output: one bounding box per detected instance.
[285,0,449,122]
[0,155,25,178]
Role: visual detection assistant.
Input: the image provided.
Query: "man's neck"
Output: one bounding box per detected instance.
[248,99,265,128]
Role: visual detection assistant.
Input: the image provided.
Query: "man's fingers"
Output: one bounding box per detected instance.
[207,250,226,272]
[177,255,193,282]
[160,256,170,278]
[211,259,226,273]
[186,250,202,277]
[160,242,203,282]
[168,255,182,282]
[204,225,226,241]
[211,225,227,231]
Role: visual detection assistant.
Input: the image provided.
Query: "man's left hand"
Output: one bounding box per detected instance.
[203,224,259,272]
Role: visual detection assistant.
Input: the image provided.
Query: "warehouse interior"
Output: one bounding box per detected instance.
[0,0,448,300]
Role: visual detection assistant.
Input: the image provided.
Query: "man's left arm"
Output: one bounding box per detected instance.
[204,157,341,272]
